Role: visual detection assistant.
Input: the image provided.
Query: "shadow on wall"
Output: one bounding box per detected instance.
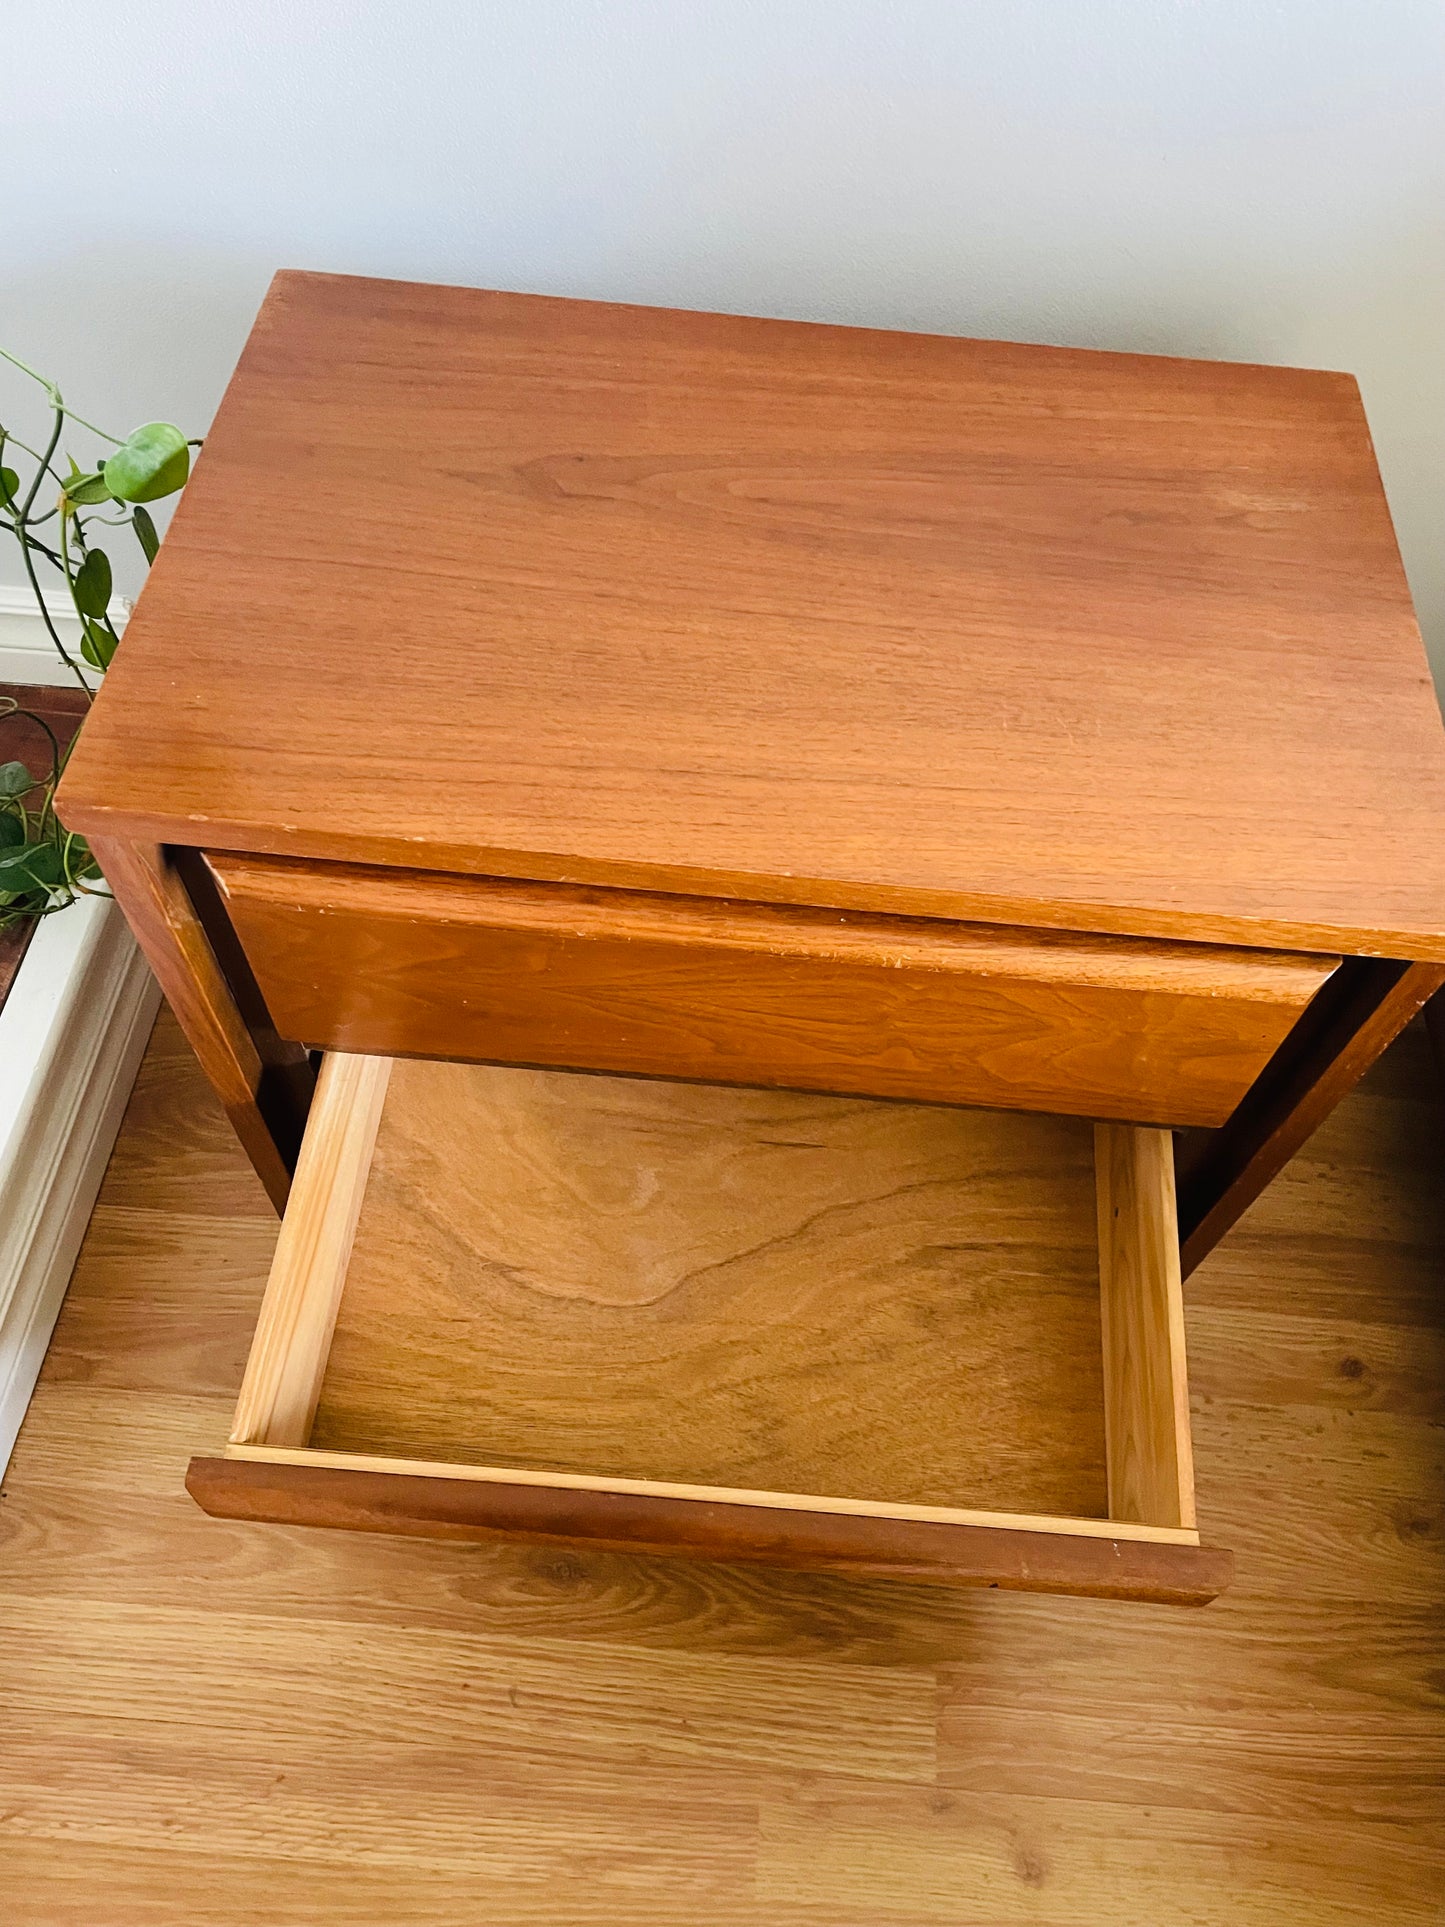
[1285,209,1445,698]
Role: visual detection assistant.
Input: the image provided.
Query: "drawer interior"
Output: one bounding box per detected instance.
[188,1055,1232,1603]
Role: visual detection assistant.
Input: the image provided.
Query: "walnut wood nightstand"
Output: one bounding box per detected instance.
[58,271,1445,1599]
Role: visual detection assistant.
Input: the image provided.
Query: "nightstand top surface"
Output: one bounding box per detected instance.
[61,269,1445,957]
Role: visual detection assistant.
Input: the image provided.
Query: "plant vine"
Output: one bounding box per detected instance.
[0,350,194,931]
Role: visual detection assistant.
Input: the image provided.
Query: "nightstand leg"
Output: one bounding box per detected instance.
[1424,987,1445,1087]
[1176,957,1445,1276]
[88,835,313,1213]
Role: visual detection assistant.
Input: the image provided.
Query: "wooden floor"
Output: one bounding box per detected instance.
[2,1010,1442,1924]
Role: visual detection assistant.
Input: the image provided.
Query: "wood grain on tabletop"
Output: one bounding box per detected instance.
[56,270,1445,961]
[210,851,1336,1129]
[2,1007,1443,1922]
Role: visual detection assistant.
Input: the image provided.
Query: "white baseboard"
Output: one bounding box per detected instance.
[0,895,161,1474]
[0,584,127,688]
[0,585,154,1473]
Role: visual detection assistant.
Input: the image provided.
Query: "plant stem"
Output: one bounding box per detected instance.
[0,514,63,570]
[10,400,94,701]
[16,397,63,524]
[0,347,122,444]
[0,425,70,484]
[14,709,63,843]
[17,530,91,700]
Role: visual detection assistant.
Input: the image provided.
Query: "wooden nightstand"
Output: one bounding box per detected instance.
[58,271,1445,1599]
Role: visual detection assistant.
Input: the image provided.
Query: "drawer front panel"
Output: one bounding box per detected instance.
[207,853,1337,1128]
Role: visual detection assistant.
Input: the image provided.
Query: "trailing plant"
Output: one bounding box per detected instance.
[0,348,195,929]
[0,698,97,930]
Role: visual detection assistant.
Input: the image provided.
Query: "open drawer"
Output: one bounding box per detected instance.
[187,1054,1234,1605]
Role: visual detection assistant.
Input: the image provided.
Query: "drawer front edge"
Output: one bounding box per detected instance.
[207,852,1338,1128]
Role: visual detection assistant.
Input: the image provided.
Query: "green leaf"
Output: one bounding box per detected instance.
[0,841,64,888]
[132,503,159,564]
[0,760,33,799]
[65,471,113,506]
[0,808,24,847]
[80,618,118,670]
[103,422,189,503]
[0,466,18,507]
[72,546,112,618]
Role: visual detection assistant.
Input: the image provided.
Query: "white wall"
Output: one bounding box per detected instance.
[5,1,1443,679]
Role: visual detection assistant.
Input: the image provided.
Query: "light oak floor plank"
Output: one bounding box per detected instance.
[2,1008,1442,1923]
